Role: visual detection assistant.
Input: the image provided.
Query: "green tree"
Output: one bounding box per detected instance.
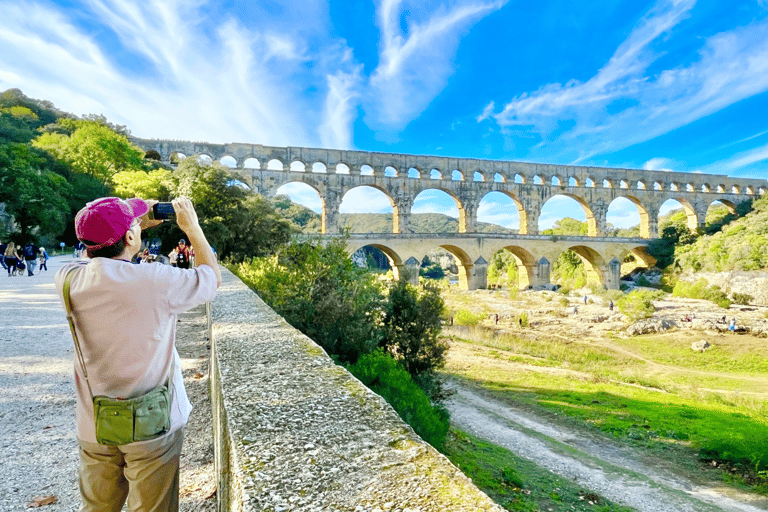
[235,239,384,363]
[32,118,145,183]
[166,158,291,261]
[0,143,71,240]
[542,217,588,236]
[112,169,174,199]
[380,280,447,378]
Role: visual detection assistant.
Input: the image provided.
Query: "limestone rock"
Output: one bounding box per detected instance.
[691,340,711,352]
[626,318,677,335]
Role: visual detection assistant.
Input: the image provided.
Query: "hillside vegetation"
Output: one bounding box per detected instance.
[673,195,768,272]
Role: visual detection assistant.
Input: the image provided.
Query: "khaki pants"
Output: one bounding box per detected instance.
[78,429,184,512]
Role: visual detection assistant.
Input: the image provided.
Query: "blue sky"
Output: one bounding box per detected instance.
[2,0,768,230]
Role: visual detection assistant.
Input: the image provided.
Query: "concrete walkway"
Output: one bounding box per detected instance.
[0,255,81,511]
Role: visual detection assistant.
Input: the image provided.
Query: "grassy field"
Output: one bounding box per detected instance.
[438,317,768,504]
[443,429,636,511]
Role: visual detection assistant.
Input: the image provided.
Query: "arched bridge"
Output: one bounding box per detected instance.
[131,137,767,289]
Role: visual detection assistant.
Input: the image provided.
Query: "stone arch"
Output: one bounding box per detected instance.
[267,158,285,171]
[514,174,525,184]
[701,183,711,193]
[169,151,186,163]
[731,184,741,194]
[500,246,537,289]
[746,186,754,195]
[685,183,695,192]
[412,187,465,232]
[453,170,465,181]
[551,175,563,186]
[567,245,606,287]
[539,193,597,236]
[653,181,663,191]
[661,198,698,232]
[568,176,579,187]
[272,180,328,231]
[585,177,596,188]
[494,173,505,183]
[602,178,613,188]
[312,162,327,174]
[430,168,443,180]
[290,160,307,172]
[350,243,405,280]
[408,167,421,179]
[478,190,527,234]
[196,153,213,165]
[384,166,398,177]
[439,244,473,290]
[628,246,656,268]
[472,171,484,182]
[637,180,647,190]
[360,164,375,176]
[220,155,237,168]
[760,187,767,195]
[609,195,651,238]
[339,185,397,233]
[244,157,260,169]
[336,163,351,174]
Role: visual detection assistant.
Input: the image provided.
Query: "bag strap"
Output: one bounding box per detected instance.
[62,266,175,404]
[63,267,95,403]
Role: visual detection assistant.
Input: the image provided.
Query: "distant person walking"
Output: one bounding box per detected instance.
[23,242,38,276]
[0,240,6,272]
[39,247,49,271]
[4,242,18,276]
[729,318,736,332]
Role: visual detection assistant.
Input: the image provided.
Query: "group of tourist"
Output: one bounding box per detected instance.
[0,240,49,276]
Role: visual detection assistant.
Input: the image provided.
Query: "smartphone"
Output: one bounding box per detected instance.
[150,202,175,220]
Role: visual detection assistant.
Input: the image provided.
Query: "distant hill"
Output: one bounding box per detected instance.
[0,88,67,143]
[339,213,516,234]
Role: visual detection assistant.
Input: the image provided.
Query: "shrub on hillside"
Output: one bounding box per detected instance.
[673,279,732,309]
[617,290,658,321]
[731,292,754,305]
[454,309,486,327]
[348,350,450,449]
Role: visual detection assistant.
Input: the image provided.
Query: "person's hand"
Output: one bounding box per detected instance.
[172,196,201,234]
[138,199,164,230]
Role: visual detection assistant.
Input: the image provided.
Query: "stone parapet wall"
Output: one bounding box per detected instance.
[209,267,504,512]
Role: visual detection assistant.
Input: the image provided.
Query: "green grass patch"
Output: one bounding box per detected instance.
[442,429,635,511]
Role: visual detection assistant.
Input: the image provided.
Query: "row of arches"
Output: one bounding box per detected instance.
[167,151,766,196]
[271,180,743,238]
[347,240,642,290]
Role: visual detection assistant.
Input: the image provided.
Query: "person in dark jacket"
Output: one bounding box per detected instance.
[23,242,38,276]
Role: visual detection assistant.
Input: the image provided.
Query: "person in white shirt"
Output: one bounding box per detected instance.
[55,196,221,512]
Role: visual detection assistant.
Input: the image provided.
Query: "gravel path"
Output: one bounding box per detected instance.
[446,379,768,512]
[0,255,215,511]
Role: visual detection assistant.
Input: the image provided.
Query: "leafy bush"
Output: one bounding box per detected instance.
[380,279,447,377]
[617,290,657,321]
[234,238,383,363]
[348,350,450,448]
[454,309,486,327]
[731,292,753,305]
[673,279,731,309]
[634,275,651,287]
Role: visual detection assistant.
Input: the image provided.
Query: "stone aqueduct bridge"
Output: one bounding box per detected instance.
[131,137,768,290]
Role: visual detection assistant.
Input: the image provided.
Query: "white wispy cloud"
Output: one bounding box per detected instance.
[486,0,768,163]
[365,0,507,132]
[643,157,674,172]
[0,0,352,146]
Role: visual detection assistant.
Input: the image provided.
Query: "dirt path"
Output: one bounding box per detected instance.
[445,379,768,512]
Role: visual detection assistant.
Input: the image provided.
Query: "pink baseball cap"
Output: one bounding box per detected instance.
[75,197,149,249]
